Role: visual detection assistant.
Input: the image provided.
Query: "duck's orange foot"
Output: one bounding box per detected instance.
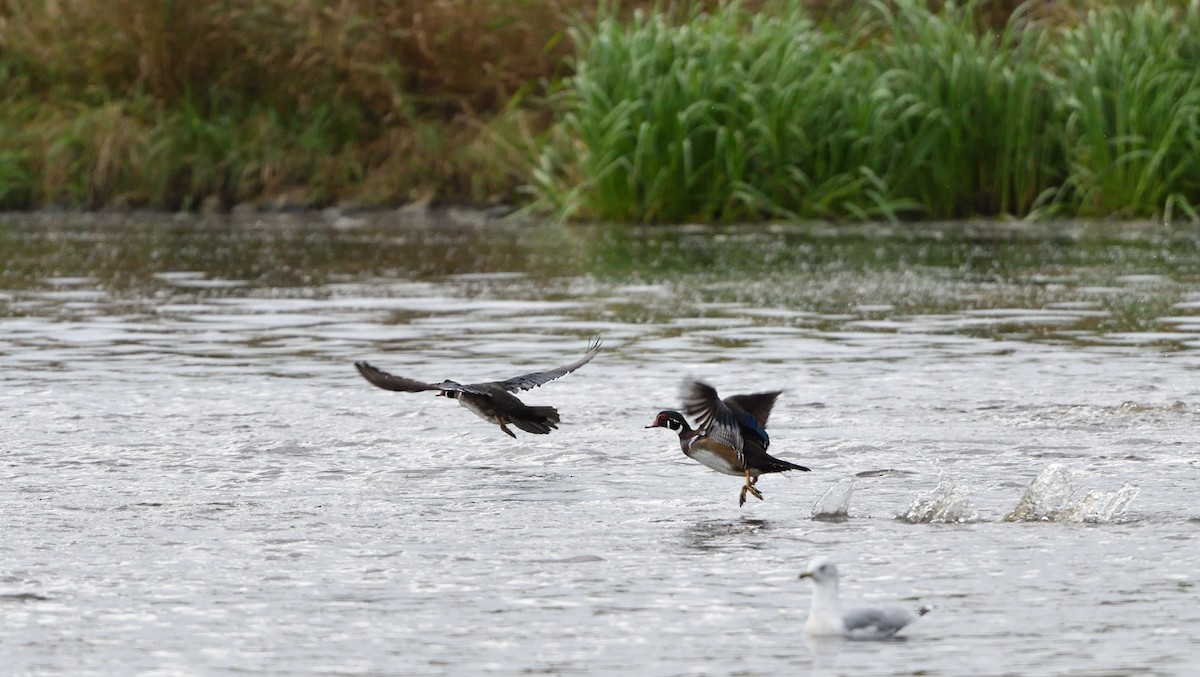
[738,483,764,507]
[738,469,764,506]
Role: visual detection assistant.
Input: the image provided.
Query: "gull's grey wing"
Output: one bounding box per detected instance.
[355,362,440,393]
[490,336,603,393]
[682,380,744,454]
[841,603,924,638]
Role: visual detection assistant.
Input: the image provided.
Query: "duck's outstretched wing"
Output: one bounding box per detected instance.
[682,380,745,454]
[491,336,603,393]
[684,382,784,452]
[725,390,781,450]
[355,362,440,392]
[431,380,493,396]
[725,391,781,428]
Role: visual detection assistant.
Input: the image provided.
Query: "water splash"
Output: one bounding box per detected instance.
[811,476,855,521]
[1003,463,1140,523]
[897,477,980,524]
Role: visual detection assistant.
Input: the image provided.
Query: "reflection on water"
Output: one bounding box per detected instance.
[679,517,774,552]
[2,213,1199,675]
[4,214,1200,352]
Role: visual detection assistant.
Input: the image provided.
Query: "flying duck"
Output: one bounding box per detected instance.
[355,336,602,438]
[647,380,809,506]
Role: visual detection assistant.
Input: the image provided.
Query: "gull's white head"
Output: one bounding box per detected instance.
[798,557,839,586]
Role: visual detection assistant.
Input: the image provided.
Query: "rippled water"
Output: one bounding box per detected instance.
[2,213,1198,675]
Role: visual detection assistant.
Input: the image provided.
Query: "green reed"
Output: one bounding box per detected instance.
[539,0,1200,223]
[541,2,899,222]
[1055,1,1200,220]
[865,1,1064,218]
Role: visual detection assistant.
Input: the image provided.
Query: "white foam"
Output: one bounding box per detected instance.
[898,476,980,524]
[811,476,855,521]
[1004,463,1140,522]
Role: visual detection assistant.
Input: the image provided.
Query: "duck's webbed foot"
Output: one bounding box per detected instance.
[739,469,764,506]
[499,422,517,438]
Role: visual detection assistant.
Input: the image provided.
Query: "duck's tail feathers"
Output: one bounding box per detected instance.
[772,458,811,473]
[511,406,561,434]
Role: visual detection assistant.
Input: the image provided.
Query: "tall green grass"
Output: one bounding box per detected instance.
[867,1,1063,218]
[540,3,900,223]
[1055,1,1200,220]
[538,0,1200,223]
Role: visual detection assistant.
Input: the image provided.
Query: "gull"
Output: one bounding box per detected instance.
[799,557,931,639]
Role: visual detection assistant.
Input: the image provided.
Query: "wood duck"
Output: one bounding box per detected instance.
[647,380,810,506]
[355,336,601,438]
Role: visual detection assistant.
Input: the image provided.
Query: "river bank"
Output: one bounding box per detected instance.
[2,1,1198,223]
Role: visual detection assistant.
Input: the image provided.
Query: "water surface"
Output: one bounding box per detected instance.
[2,213,1198,675]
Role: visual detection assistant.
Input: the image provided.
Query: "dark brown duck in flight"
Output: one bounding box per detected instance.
[355,337,602,438]
[647,380,810,506]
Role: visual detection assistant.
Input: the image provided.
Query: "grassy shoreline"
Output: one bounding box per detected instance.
[2,1,1199,222]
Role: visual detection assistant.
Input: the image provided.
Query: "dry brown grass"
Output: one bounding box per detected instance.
[1,1,675,114]
[1,0,688,208]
